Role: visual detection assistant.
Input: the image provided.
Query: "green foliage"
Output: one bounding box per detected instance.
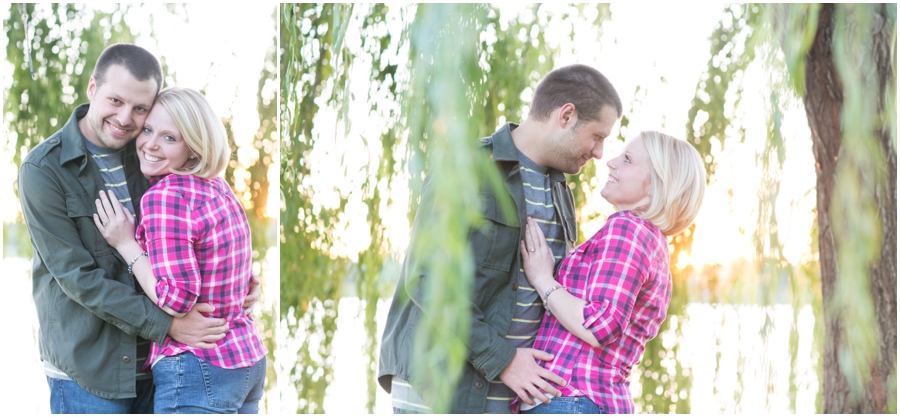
[686,4,760,180]
[761,4,821,95]
[402,5,495,412]
[279,4,352,413]
[5,4,136,188]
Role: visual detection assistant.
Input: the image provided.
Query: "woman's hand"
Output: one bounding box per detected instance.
[93,190,137,251]
[520,217,557,292]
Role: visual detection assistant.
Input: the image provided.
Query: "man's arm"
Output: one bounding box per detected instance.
[19,161,173,343]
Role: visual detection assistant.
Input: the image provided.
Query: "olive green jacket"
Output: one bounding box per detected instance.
[18,104,172,399]
[377,123,577,413]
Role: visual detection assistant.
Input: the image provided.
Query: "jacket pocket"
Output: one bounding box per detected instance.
[65,192,112,256]
[470,193,519,272]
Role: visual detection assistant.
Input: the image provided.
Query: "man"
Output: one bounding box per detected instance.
[378,64,623,413]
[18,44,254,413]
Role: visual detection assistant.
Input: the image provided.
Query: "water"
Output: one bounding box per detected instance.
[282,297,819,414]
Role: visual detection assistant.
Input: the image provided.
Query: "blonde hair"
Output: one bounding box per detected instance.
[155,87,230,179]
[638,131,706,236]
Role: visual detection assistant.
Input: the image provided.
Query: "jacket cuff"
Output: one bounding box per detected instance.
[471,338,516,382]
[144,305,175,344]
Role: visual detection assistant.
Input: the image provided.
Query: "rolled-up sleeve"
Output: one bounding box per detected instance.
[140,186,201,315]
[579,216,649,346]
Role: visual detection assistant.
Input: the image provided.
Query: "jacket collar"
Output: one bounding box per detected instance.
[58,103,91,166]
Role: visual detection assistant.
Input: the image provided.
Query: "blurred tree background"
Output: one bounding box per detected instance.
[2,4,279,413]
[282,2,895,414]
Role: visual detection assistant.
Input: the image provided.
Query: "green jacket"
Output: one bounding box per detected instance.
[18,104,172,399]
[377,123,577,413]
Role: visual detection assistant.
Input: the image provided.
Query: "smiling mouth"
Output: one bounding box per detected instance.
[106,121,131,136]
[607,175,619,183]
[143,152,163,163]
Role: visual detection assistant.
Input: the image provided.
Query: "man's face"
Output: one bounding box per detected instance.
[81,64,157,150]
[545,105,619,175]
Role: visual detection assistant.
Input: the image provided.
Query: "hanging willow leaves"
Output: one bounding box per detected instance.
[279,3,356,413]
[6,4,137,183]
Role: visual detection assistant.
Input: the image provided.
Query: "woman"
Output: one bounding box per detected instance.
[516,131,705,414]
[93,87,267,414]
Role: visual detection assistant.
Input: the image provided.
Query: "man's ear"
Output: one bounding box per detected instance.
[86,76,98,101]
[556,103,577,129]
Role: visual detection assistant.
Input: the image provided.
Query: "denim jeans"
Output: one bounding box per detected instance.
[47,376,154,414]
[520,396,604,414]
[152,353,266,414]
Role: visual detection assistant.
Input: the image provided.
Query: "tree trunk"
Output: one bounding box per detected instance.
[803,4,897,413]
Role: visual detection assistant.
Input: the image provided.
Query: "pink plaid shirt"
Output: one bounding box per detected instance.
[136,174,266,370]
[520,210,671,413]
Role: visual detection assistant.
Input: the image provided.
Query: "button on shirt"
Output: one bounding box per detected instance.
[136,174,266,370]
[524,211,671,414]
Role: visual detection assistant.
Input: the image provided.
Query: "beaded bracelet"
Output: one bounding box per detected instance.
[128,251,148,275]
[542,284,566,312]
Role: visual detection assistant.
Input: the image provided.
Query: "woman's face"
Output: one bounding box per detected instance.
[136,105,193,177]
[600,135,652,212]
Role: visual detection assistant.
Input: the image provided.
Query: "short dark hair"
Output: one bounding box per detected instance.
[528,64,622,123]
[93,44,162,93]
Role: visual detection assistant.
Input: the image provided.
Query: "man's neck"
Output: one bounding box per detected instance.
[510,118,553,169]
[76,114,101,148]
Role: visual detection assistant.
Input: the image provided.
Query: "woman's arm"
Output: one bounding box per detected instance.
[94,190,185,317]
[521,217,600,347]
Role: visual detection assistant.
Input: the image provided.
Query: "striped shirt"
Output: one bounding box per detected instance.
[516,211,671,413]
[484,151,566,413]
[136,174,266,370]
[84,138,136,216]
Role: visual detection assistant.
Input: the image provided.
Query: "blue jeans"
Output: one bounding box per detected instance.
[520,396,604,414]
[47,376,154,414]
[152,353,266,414]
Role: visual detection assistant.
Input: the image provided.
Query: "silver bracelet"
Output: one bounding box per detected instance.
[128,251,148,275]
[542,284,566,312]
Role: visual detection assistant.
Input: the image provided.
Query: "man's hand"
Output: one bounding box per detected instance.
[498,348,566,406]
[168,303,227,349]
[242,274,260,315]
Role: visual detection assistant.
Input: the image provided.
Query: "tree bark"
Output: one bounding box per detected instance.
[803,4,897,413]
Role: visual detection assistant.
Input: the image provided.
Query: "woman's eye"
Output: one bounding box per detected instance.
[142,127,151,134]
[164,135,176,142]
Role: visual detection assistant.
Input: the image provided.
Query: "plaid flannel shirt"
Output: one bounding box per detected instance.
[525,210,671,413]
[136,174,266,370]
